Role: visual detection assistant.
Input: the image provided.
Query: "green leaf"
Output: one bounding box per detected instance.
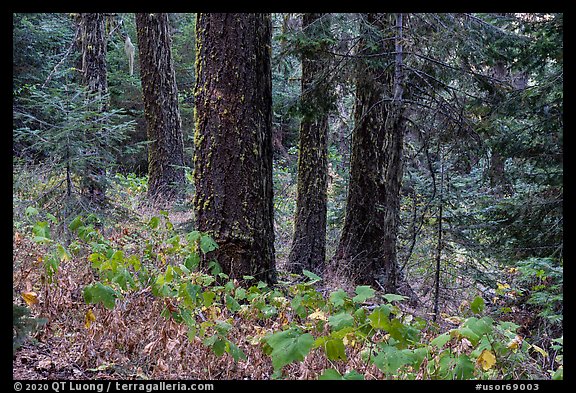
[181,283,201,308]
[259,304,278,319]
[235,287,247,301]
[32,221,50,240]
[352,285,375,303]
[388,319,420,344]
[89,252,106,269]
[112,267,136,291]
[265,329,315,371]
[382,293,408,303]
[187,325,197,342]
[318,369,343,380]
[214,320,233,335]
[68,216,84,232]
[324,337,347,361]
[302,269,322,283]
[368,306,392,330]
[55,243,71,262]
[552,367,563,380]
[458,327,481,345]
[454,354,475,379]
[127,255,141,272]
[25,206,39,217]
[179,307,195,327]
[184,253,200,271]
[148,216,160,230]
[225,294,241,312]
[226,340,247,362]
[186,230,201,243]
[470,296,485,314]
[83,282,117,310]
[46,213,58,224]
[412,347,429,369]
[329,289,349,308]
[373,345,412,375]
[165,265,174,283]
[464,316,494,337]
[202,291,216,307]
[328,312,355,331]
[291,295,307,318]
[200,235,218,253]
[204,336,226,356]
[431,332,451,349]
[43,255,59,277]
[208,260,222,275]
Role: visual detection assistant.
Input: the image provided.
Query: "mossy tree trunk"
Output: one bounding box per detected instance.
[136,13,185,202]
[79,13,108,204]
[194,13,276,284]
[287,13,333,274]
[332,13,405,292]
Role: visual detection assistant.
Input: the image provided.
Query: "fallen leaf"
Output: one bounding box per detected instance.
[84,309,96,329]
[476,349,496,371]
[308,309,328,321]
[497,282,510,291]
[22,291,39,306]
[36,358,54,370]
[143,340,157,356]
[156,358,168,372]
[166,339,179,352]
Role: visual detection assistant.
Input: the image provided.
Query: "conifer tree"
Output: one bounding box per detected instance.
[193,13,276,283]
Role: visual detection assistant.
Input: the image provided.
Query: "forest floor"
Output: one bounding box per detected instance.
[13,226,391,380]
[12,175,554,380]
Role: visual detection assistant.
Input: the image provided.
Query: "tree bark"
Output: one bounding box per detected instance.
[79,13,108,204]
[332,13,405,292]
[287,13,332,274]
[80,13,108,99]
[135,13,185,202]
[193,13,276,284]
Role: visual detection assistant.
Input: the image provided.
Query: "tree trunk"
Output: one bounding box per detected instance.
[332,13,405,292]
[194,13,276,284]
[135,13,185,202]
[287,13,332,274]
[80,13,108,99]
[79,13,108,204]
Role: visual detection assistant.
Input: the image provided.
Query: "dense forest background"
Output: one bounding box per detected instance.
[13,13,562,381]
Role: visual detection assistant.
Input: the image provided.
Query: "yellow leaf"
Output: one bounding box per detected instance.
[343,332,356,347]
[497,282,510,290]
[21,291,39,306]
[476,349,496,371]
[85,309,96,329]
[442,315,463,325]
[308,309,328,321]
[531,344,548,358]
[507,335,523,351]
